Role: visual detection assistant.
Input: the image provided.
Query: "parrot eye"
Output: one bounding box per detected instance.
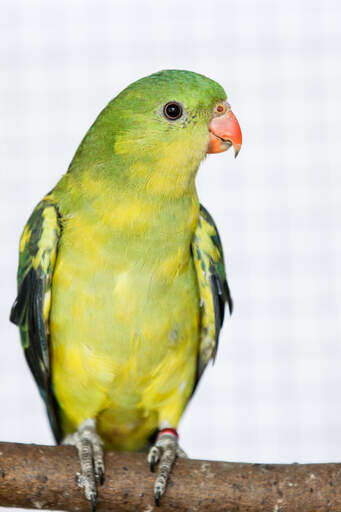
[215,103,227,115]
[163,102,183,121]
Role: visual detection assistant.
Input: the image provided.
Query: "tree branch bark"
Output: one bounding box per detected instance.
[0,441,340,511]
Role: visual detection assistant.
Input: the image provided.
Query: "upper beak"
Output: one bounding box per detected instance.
[207,108,242,157]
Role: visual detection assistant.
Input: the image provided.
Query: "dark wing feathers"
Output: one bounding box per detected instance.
[192,204,232,387]
[10,198,62,443]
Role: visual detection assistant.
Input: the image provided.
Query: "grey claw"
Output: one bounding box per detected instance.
[154,489,161,507]
[150,455,157,473]
[147,445,160,473]
[97,467,105,485]
[90,493,97,512]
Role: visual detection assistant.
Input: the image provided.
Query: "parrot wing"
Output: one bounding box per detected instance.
[192,204,233,388]
[10,197,62,442]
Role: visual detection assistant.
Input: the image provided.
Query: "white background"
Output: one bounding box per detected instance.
[1,0,341,509]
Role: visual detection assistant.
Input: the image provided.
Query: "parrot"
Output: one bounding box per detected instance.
[10,69,242,508]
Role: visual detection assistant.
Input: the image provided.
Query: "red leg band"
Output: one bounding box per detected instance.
[157,428,179,440]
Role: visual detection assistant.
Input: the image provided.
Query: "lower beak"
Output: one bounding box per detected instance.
[207,109,242,157]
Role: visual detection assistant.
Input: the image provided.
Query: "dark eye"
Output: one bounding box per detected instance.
[163,102,183,120]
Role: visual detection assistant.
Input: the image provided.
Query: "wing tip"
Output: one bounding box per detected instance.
[10,299,20,325]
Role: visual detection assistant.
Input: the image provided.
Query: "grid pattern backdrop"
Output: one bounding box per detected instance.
[1,1,341,509]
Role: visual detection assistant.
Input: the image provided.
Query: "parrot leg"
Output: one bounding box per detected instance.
[147,428,186,506]
[62,419,104,511]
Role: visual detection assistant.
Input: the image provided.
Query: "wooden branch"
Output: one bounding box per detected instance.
[0,442,341,511]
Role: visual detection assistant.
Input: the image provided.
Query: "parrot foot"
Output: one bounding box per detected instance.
[147,428,186,506]
[62,419,104,511]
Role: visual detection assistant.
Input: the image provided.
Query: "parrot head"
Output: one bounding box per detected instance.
[70,70,242,194]
[111,69,242,157]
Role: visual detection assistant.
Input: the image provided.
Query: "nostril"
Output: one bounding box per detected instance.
[208,109,242,147]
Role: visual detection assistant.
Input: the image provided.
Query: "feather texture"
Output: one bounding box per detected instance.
[192,205,232,384]
[10,197,62,442]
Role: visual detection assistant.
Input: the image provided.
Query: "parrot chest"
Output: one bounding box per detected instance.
[50,204,200,447]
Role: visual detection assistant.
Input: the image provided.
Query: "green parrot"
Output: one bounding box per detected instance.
[10,69,242,508]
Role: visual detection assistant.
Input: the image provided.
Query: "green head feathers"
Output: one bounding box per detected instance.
[67,70,227,195]
[114,69,227,135]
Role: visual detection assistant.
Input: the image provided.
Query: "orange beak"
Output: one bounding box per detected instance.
[207,108,242,157]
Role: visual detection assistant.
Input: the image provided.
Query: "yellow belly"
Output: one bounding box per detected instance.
[50,223,200,450]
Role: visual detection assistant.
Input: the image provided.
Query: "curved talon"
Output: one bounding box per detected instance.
[148,445,160,472]
[154,489,161,507]
[90,493,97,512]
[97,466,105,485]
